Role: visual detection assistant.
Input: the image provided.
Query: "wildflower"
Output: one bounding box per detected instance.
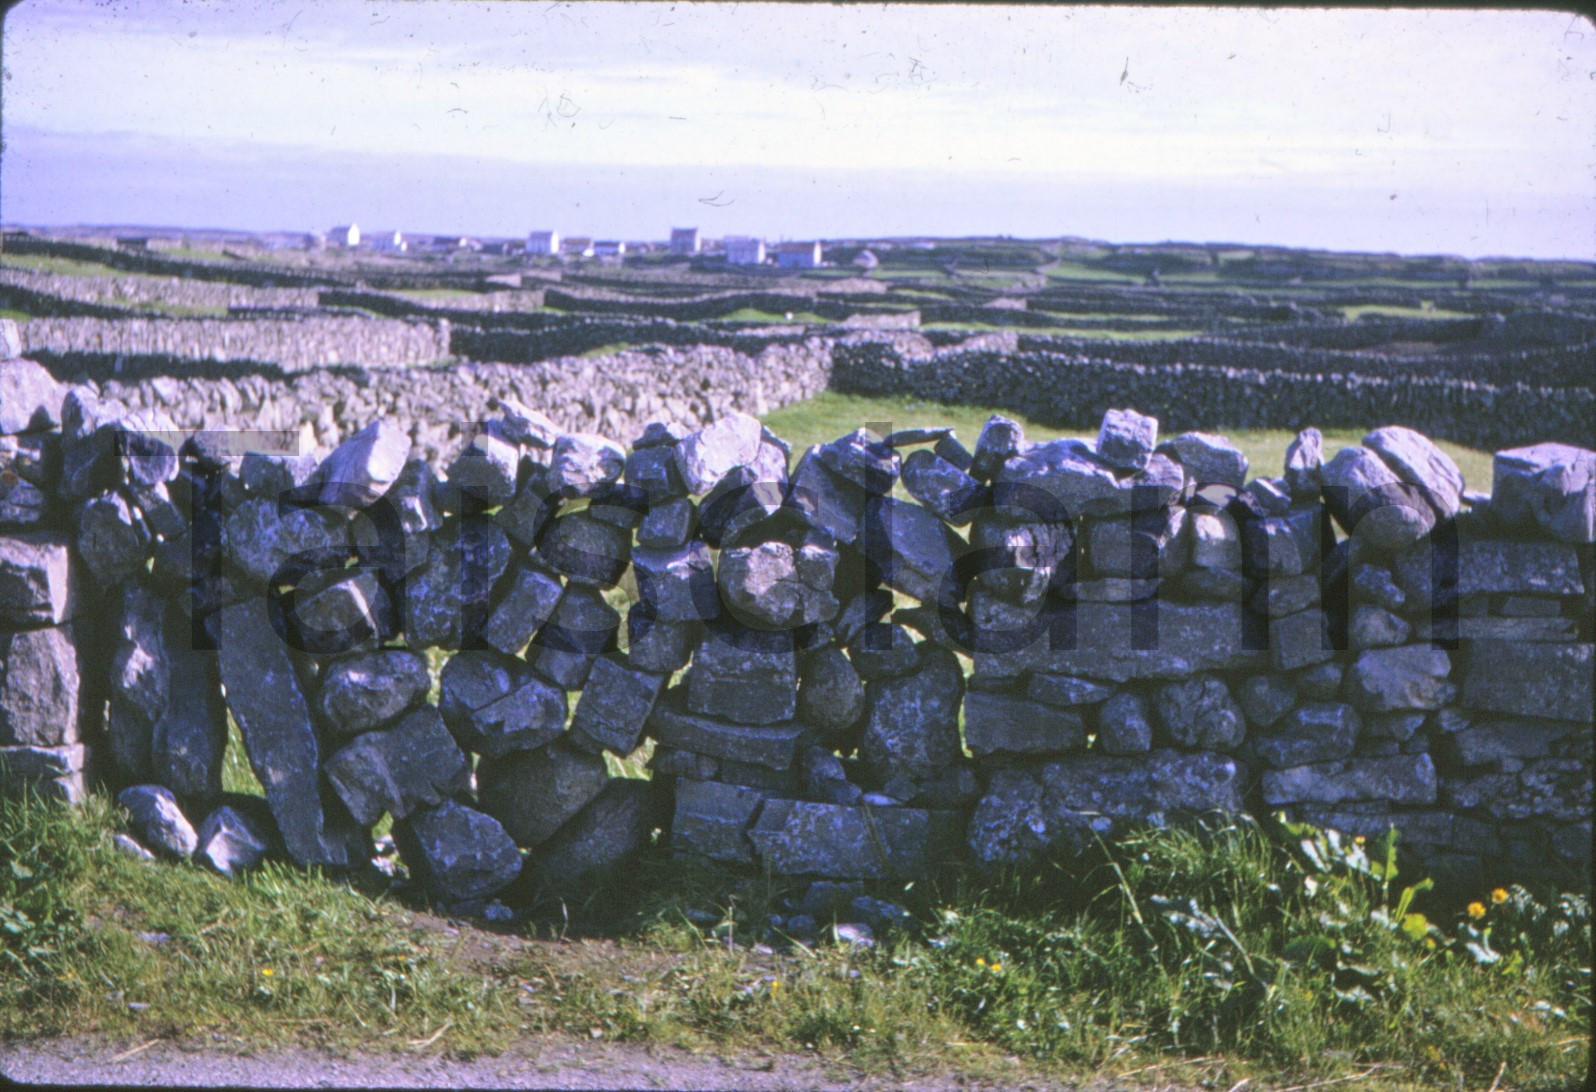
[260,967,275,977]
[1467,901,1486,919]
[1490,888,1509,904]
[990,962,1003,972]
[1353,835,1365,845]
[975,957,986,967]
[770,979,779,993]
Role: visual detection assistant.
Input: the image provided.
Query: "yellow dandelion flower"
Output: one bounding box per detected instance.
[260,967,275,977]
[975,957,986,967]
[991,962,1003,972]
[770,979,779,993]
[1353,835,1365,845]
[1467,901,1486,919]
[1490,888,1509,904]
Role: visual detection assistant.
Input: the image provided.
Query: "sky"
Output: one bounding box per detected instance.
[2,2,1593,258]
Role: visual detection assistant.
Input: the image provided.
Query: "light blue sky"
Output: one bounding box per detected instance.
[3,2,1593,258]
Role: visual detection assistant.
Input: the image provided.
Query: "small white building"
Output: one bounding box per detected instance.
[365,229,407,253]
[669,227,701,255]
[723,236,766,265]
[776,241,823,270]
[853,249,879,270]
[561,236,594,258]
[527,230,560,256]
[593,239,626,258]
[329,224,360,248]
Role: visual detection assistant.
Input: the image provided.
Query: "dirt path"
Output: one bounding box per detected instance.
[0,1036,1101,1090]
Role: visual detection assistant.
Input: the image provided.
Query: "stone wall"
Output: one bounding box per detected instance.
[832,340,1596,453]
[20,315,452,372]
[3,332,1591,908]
[1,267,323,311]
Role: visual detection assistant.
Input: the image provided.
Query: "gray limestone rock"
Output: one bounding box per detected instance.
[859,645,964,782]
[352,459,443,579]
[1261,753,1437,806]
[316,649,431,738]
[786,449,864,546]
[901,449,985,526]
[624,443,686,504]
[1239,506,1322,578]
[290,568,393,655]
[1236,674,1297,729]
[636,496,696,549]
[530,585,619,689]
[797,647,866,740]
[324,706,471,827]
[395,799,523,904]
[480,564,564,656]
[439,650,569,758]
[0,357,63,434]
[1321,446,1434,551]
[1159,431,1248,490]
[993,439,1119,522]
[861,495,959,604]
[687,622,797,725]
[533,779,663,897]
[0,475,48,528]
[969,516,1073,605]
[1027,673,1115,708]
[1364,426,1464,519]
[1189,511,1242,570]
[818,429,900,495]
[194,803,274,876]
[1096,407,1159,471]
[1284,427,1324,499]
[1097,691,1154,755]
[58,386,127,500]
[676,411,764,495]
[697,464,784,547]
[971,415,1026,481]
[1269,609,1336,672]
[631,541,720,624]
[240,451,320,501]
[1364,711,1425,744]
[1352,563,1406,611]
[649,692,809,770]
[1461,640,1592,724]
[1251,573,1320,618]
[884,425,955,448]
[748,799,960,880]
[669,778,768,863]
[0,431,56,489]
[1295,659,1345,701]
[1489,442,1595,544]
[1084,507,1187,580]
[1155,676,1245,751]
[209,598,366,869]
[491,398,560,449]
[1349,604,1411,650]
[718,539,839,629]
[493,461,557,547]
[537,511,630,587]
[107,585,167,780]
[848,623,921,681]
[625,604,697,674]
[1346,646,1453,712]
[1255,703,1360,769]
[1180,566,1250,602]
[550,432,627,498]
[0,623,83,749]
[934,434,974,473]
[403,518,511,649]
[0,743,86,804]
[476,741,610,848]
[305,420,411,509]
[224,499,348,587]
[447,429,522,507]
[75,491,148,586]
[117,785,198,859]
[804,746,865,806]
[964,689,1085,757]
[568,657,665,756]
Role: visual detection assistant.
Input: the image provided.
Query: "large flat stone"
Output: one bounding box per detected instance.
[963,690,1084,757]
[861,496,960,604]
[859,645,965,782]
[316,650,431,739]
[669,779,769,864]
[1462,641,1593,723]
[0,623,83,749]
[568,656,664,756]
[1490,443,1595,544]
[305,419,411,509]
[324,706,472,827]
[477,741,610,848]
[748,799,961,879]
[686,622,797,725]
[533,779,663,897]
[395,799,522,904]
[1346,645,1453,712]
[0,743,86,804]
[1363,426,1464,518]
[0,358,63,434]
[649,694,809,770]
[1260,753,1438,806]
[208,598,366,869]
[0,530,79,627]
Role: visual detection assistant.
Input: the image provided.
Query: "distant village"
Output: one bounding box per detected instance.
[317,224,867,270]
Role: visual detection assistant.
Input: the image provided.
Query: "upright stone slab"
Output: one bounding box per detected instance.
[861,495,959,604]
[0,531,79,627]
[305,419,411,508]
[669,779,768,864]
[1462,641,1593,724]
[476,741,610,848]
[395,799,522,904]
[151,619,229,804]
[533,779,663,897]
[1490,443,1595,544]
[568,656,664,757]
[686,622,797,725]
[860,644,965,782]
[0,623,83,749]
[209,598,364,869]
[324,706,472,827]
[748,800,959,880]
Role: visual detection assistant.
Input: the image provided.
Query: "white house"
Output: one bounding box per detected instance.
[561,236,595,258]
[527,230,560,256]
[723,236,766,265]
[776,241,823,270]
[669,227,701,255]
[853,249,879,270]
[593,240,626,258]
[365,229,407,253]
[328,224,360,248]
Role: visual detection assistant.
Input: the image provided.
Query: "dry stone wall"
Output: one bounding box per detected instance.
[1,267,322,311]
[3,327,1592,910]
[21,316,451,372]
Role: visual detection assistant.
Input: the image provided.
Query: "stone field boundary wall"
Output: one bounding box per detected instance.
[3,336,1593,908]
[20,315,452,372]
[1,267,323,311]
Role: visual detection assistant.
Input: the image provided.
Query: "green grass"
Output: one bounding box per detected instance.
[1341,303,1472,322]
[0,309,29,324]
[1,793,1586,1087]
[924,321,1205,341]
[762,391,1496,492]
[392,288,483,301]
[0,255,133,278]
[713,307,830,325]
